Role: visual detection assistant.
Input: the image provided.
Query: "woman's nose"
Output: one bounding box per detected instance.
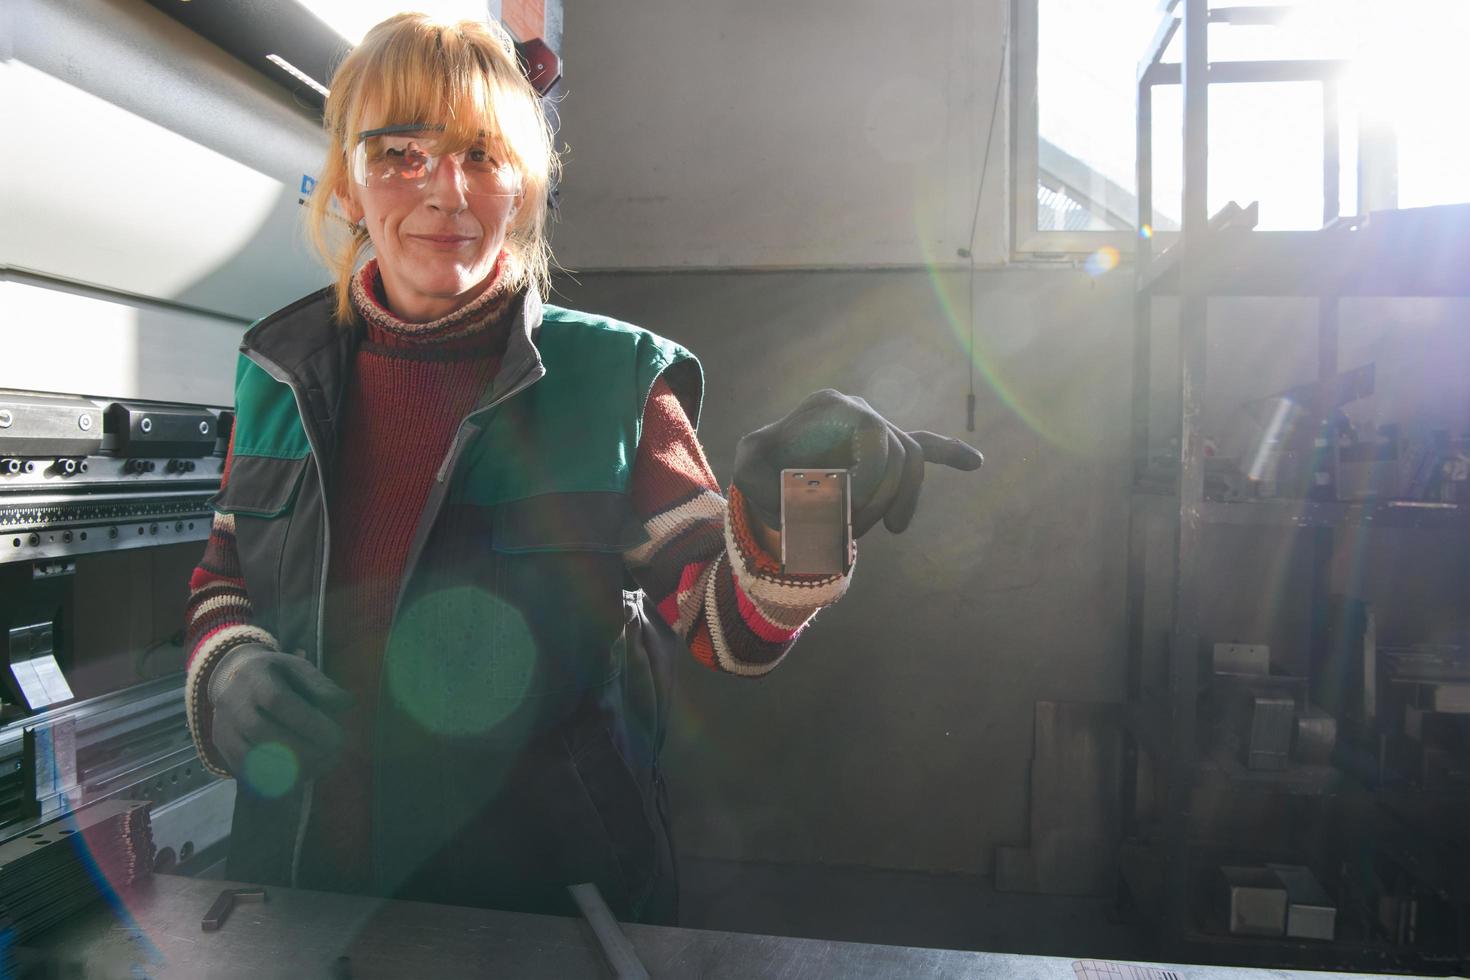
[424,154,469,212]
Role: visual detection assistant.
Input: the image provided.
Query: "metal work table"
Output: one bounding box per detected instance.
[29,873,1430,979]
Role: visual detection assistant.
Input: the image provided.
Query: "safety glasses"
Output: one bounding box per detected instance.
[351,124,521,198]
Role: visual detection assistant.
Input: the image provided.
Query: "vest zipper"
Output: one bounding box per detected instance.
[241,349,332,888]
[369,357,544,895]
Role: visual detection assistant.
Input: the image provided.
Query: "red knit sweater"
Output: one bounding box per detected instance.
[304,279,511,887]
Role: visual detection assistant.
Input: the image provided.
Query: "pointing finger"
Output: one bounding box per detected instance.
[909,431,984,471]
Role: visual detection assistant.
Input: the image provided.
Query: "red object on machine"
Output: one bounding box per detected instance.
[514,37,561,94]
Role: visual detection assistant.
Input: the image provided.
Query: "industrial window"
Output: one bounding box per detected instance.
[1012,0,1470,256]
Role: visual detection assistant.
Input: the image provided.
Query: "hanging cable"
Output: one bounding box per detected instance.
[963,9,1010,432]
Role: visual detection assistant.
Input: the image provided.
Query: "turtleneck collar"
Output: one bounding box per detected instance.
[349,254,519,347]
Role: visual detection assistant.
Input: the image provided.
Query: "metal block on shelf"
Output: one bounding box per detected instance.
[1292,707,1337,766]
[1219,866,1287,937]
[1267,864,1336,941]
[1235,693,1296,772]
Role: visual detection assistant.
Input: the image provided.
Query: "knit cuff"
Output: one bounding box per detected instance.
[724,484,854,616]
[185,624,279,777]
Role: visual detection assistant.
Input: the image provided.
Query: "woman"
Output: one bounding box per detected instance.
[183,12,981,922]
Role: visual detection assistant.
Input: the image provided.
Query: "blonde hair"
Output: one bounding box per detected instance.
[306,13,559,324]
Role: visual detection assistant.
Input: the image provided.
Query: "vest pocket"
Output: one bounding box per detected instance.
[209,454,316,652]
[210,454,309,517]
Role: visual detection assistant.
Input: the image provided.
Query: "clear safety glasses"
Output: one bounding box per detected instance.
[350,124,522,198]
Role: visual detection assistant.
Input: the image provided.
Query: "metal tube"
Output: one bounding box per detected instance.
[568,883,651,980]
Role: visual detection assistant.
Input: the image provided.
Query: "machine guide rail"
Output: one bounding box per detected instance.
[0,388,228,564]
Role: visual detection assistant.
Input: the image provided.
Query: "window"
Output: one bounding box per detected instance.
[1013,0,1470,256]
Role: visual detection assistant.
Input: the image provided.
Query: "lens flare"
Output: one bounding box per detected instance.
[1084,246,1121,278]
[1139,224,1154,240]
[385,587,537,736]
[243,742,300,799]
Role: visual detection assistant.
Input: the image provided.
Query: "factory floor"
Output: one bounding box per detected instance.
[677,856,1150,961]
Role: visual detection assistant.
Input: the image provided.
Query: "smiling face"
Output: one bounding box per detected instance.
[306,14,559,326]
[341,129,521,322]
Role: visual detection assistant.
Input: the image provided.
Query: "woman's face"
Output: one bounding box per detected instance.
[342,133,520,323]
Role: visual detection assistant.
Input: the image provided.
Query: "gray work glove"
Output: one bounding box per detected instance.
[208,644,352,782]
[734,389,984,538]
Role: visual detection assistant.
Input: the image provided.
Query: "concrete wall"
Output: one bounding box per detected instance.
[553,0,1009,270]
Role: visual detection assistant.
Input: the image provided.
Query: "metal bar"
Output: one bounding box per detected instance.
[1134,79,1155,483]
[1208,5,1294,25]
[1181,0,1208,234]
[1125,30,1157,884]
[1148,59,1352,86]
[1306,297,1340,693]
[568,883,650,980]
[1137,89,1155,244]
[1165,0,1208,949]
[1322,79,1340,226]
[1167,294,1207,948]
[1138,12,1181,84]
[1121,480,1147,842]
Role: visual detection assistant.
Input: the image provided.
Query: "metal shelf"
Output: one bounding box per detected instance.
[1196,748,1341,796]
[1126,698,1343,796]
[1119,840,1463,972]
[1122,2,1470,968]
[1138,208,1470,299]
[1131,491,1469,530]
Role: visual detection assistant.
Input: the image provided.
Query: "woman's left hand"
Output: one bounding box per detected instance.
[733,389,984,539]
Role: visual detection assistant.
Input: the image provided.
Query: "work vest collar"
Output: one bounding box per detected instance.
[238,281,549,447]
[474,282,546,414]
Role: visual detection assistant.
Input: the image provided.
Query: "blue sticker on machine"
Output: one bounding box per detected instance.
[300,174,318,196]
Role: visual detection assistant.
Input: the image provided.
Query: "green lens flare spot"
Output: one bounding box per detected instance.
[242,742,299,799]
[385,587,537,736]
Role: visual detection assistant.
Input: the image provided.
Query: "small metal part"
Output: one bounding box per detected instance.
[568,883,650,980]
[77,414,92,432]
[1268,864,1336,940]
[1219,866,1287,936]
[201,887,268,932]
[198,420,211,435]
[0,410,11,428]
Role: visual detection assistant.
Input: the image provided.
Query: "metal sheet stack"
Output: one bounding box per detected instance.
[0,799,155,944]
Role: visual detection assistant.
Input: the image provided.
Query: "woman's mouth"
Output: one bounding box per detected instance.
[409,234,476,250]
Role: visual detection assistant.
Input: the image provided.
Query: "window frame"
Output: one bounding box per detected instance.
[1010,0,1144,257]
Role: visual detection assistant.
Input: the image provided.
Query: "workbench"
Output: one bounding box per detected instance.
[27,874,1433,979]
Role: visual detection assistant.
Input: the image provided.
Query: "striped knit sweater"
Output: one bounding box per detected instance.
[184,260,856,781]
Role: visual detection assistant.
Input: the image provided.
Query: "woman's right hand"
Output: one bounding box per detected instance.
[208,644,353,785]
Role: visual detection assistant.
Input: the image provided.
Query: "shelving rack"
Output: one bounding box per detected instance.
[1118,0,1470,971]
